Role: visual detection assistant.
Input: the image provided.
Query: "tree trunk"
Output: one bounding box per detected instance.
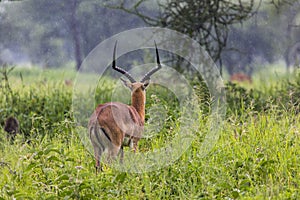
[69,0,82,71]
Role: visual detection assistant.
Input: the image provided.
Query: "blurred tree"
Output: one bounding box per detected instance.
[0,0,22,1]
[0,2,31,65]
[109,0,258,75]
[67,0,82,71]
[222,8,282,76]
[21,0,83,70]
[260,0,300,71]
[0,0,144,70]
[269,0,298,10]
[273,0,300,71]
[209,0,300,76]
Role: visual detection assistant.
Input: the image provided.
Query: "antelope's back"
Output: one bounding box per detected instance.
[89,102,144,144]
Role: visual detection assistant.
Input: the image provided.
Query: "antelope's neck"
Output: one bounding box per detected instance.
[131,92,146,122]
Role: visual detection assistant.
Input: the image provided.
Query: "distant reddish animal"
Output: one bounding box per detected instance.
[64,79,73,86]
[230,72,252,83]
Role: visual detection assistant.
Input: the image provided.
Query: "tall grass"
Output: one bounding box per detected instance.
[0,66,300,199]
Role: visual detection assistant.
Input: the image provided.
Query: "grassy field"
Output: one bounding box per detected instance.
[0,66,300,199]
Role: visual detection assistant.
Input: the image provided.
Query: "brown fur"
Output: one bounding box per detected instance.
[64,79,73,86]
[230,73,252,84]
[88,81,149,172]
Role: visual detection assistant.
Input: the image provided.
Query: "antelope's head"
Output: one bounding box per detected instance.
[112,41,162,107]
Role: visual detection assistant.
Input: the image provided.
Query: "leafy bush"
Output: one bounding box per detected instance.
[0,66,73,139]
[224,73,300,117]
[272,70,300,113]
[225,82,268,116]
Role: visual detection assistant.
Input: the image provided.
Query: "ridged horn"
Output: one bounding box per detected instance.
[112,41,136,83]
[140,41,162,83]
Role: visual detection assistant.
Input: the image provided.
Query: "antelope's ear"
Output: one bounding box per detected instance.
[120,78,133,89]
[142,79,150,90]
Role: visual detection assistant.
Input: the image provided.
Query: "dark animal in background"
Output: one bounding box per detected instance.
[4,116,19,141]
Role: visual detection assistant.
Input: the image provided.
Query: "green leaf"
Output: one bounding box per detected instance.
[55,174,70,183]
[114,173,127,184]
[25,162,42,172]
[44,146,60,155]
[65,158,75,162]
[46,155,61,163]
[232,190,240,199]
[45,196,57,200]
[79,182,91,191]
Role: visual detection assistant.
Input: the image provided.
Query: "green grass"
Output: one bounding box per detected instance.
[0,66,300,199]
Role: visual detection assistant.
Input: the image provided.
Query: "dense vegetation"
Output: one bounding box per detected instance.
[0,66,299,199]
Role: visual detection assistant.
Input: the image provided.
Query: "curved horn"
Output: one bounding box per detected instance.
[112,41,136,83]
[140,41,162,83]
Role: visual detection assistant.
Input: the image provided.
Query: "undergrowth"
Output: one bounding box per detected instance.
[0,65,300,199]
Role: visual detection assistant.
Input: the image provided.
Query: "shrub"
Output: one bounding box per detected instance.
[0,65,73,139]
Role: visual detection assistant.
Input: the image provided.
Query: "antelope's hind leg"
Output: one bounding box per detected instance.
[93,146,104,174]
[90,125,105,174]
[118,146,124,164]
[106,144,121,165]
[131,137,139,153]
